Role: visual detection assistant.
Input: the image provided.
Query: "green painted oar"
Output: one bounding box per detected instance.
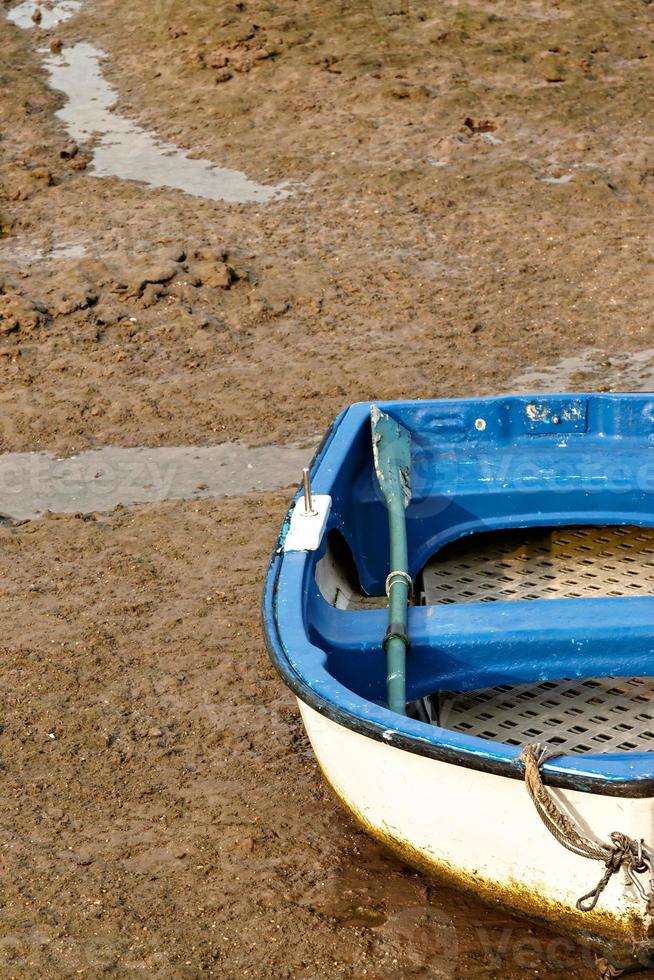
[370,406,412,715]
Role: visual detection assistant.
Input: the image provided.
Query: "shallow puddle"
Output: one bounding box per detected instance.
[7,0,80,29]
[41,43,289,203]
[6,0,291,205]
[0,442,316,521]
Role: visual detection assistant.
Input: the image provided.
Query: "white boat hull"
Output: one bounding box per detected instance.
[298,700,654,965]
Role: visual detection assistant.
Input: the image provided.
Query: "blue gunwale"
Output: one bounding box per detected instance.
[262,395,654,796]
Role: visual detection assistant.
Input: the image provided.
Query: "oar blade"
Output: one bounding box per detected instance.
[370,405,412,508]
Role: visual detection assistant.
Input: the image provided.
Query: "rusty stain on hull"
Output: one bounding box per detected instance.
[316,761,654,970]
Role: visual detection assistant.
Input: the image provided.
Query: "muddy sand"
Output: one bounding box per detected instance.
[0,0,653,975]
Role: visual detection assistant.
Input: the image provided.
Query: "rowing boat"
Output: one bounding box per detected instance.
[262,395,654,973]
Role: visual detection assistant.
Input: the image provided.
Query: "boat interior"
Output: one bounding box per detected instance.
[298,396,654,762]
[315,524,653,756]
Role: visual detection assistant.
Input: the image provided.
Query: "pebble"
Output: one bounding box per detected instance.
[60,141,79,160]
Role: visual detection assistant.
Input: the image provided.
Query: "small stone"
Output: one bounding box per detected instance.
[147,727,163,738]
[60,141,78,160]
[31,6,41,23]
[50,37,63,54]
[215,68,233,84]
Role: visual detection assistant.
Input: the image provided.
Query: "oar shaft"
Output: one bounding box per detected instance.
[370,405,412,715]
[386,497,409,714]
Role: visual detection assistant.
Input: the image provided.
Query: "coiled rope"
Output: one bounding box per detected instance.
[519,744,654,914]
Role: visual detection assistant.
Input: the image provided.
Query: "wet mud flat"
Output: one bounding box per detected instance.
[0,0,653,975]
[0,493,626,978]
[1,0,653,454]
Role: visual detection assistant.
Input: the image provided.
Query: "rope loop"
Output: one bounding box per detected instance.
[384,570,413,597]
[518,743,654,915]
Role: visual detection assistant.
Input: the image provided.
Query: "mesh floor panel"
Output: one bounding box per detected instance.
[419,527,653,754]
[433,677,653,754]
[421,525,654,603]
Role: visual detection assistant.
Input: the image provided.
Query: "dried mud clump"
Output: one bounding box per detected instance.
[195,31,277,82]
[0,282,47,335]
[106,245,247,306]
